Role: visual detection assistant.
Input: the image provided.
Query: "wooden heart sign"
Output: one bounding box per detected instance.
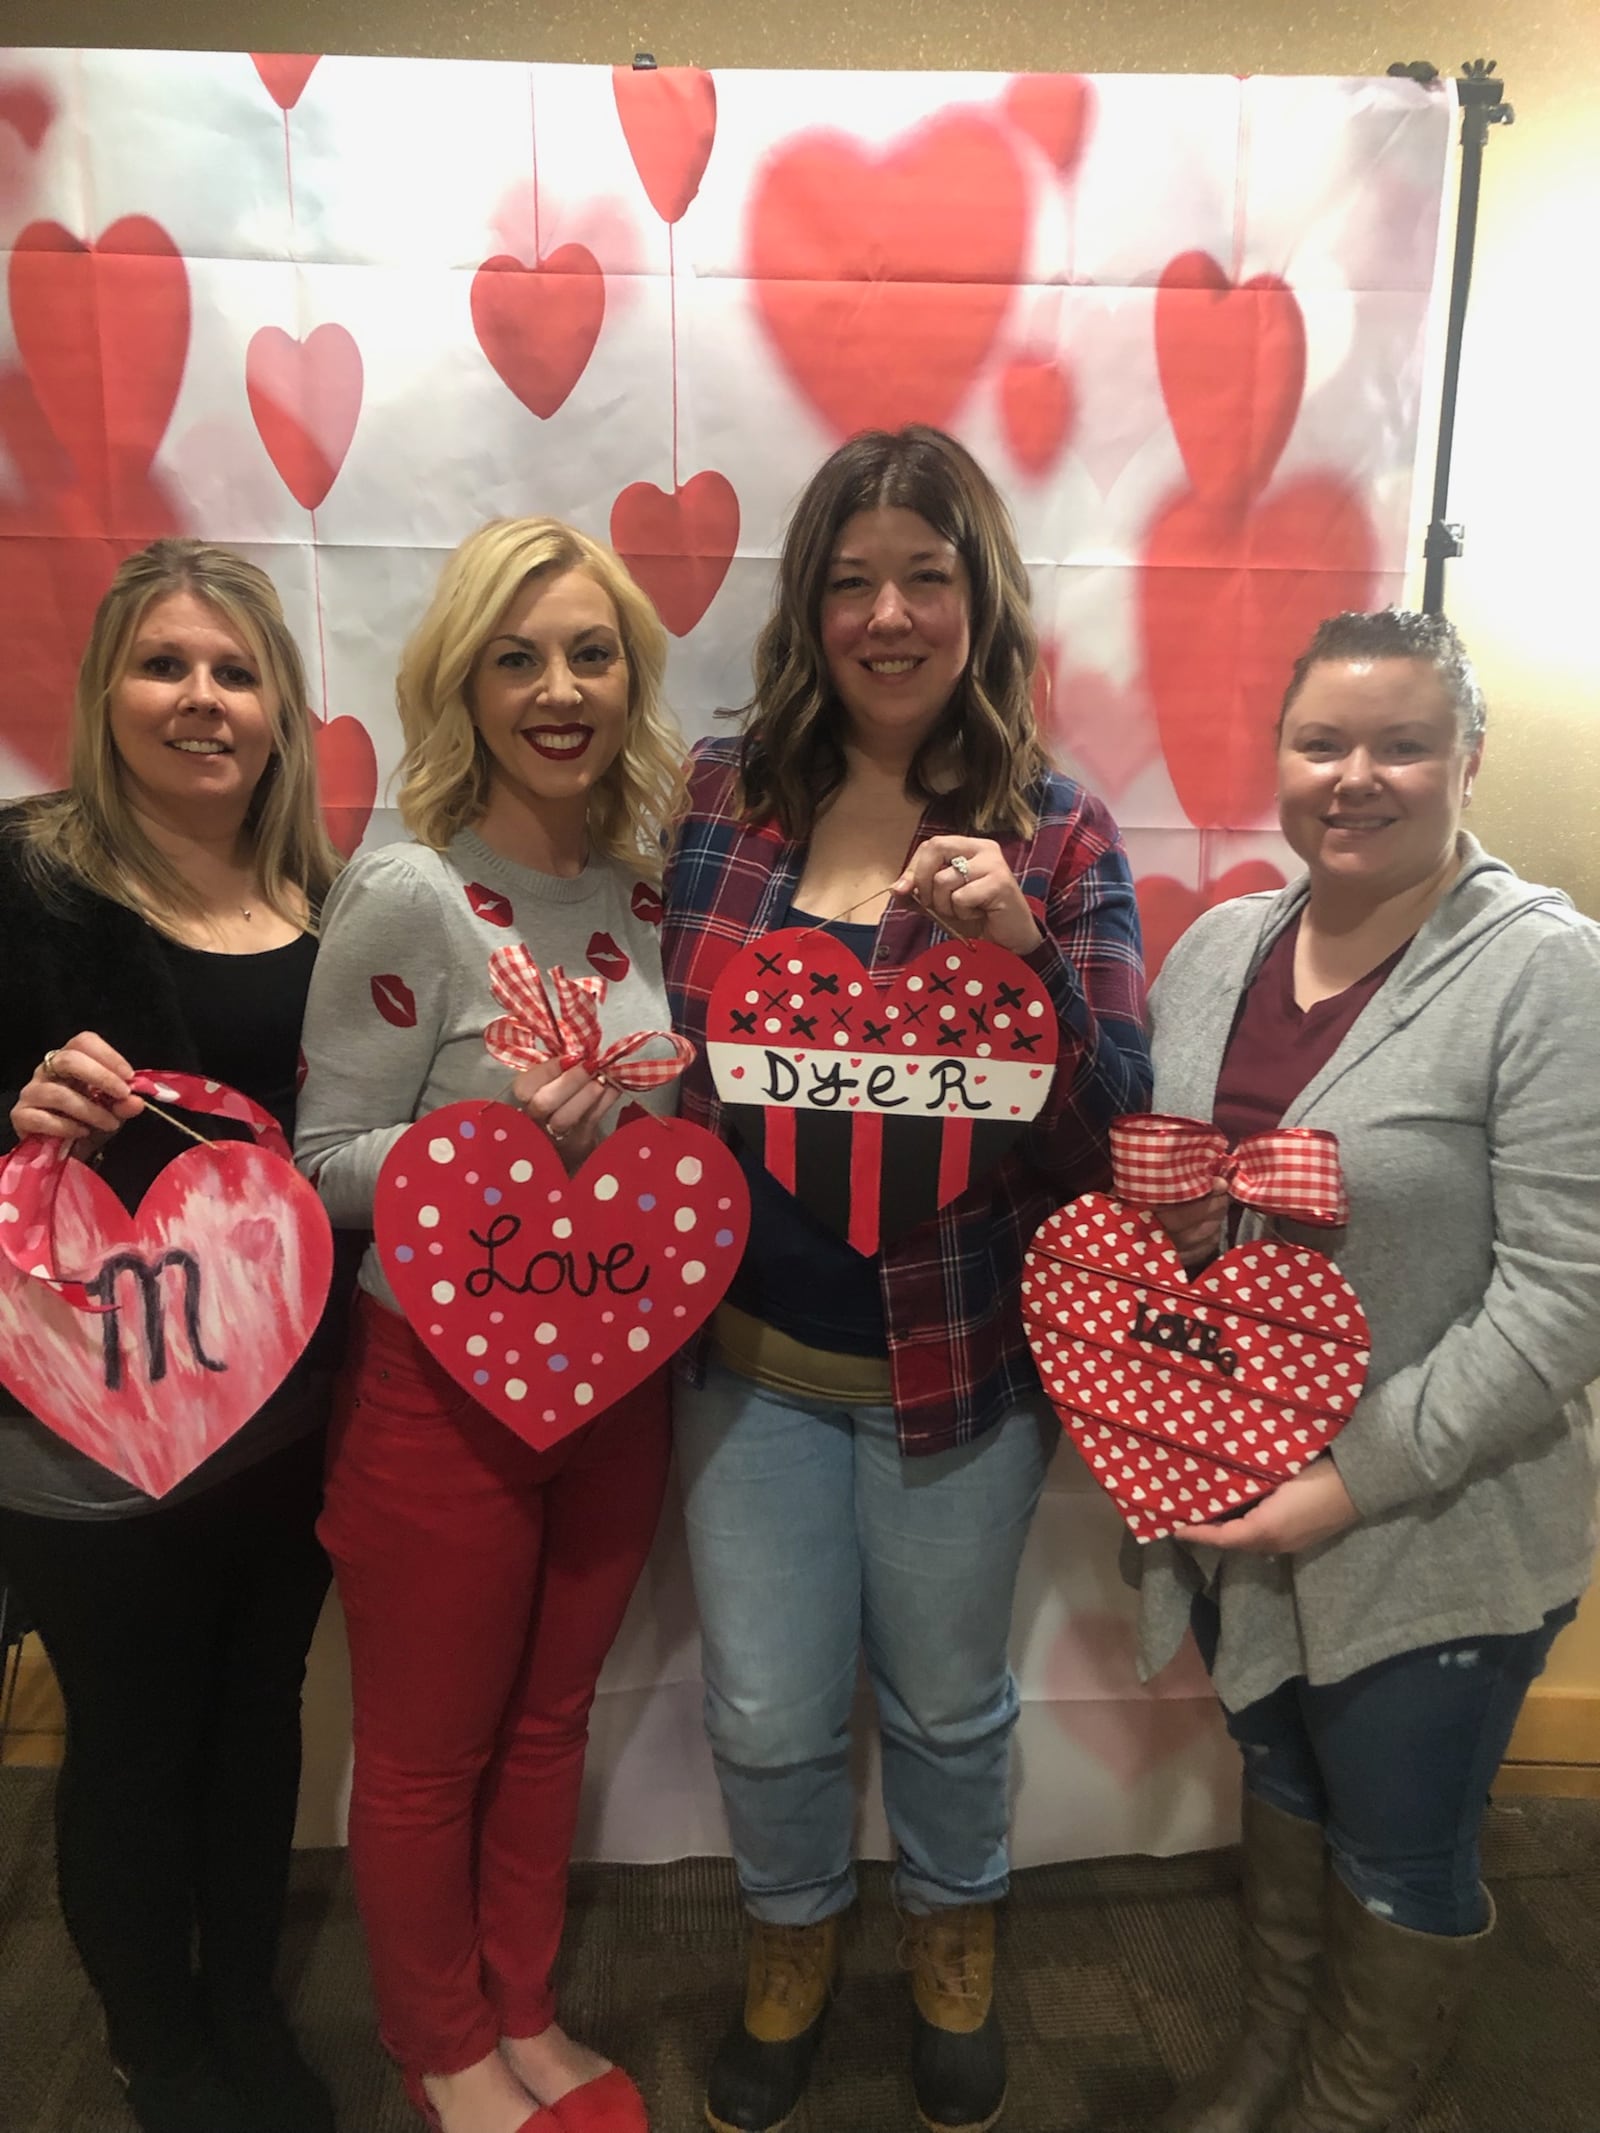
[707,930,1058,1255]
[375,1100,750,1449]
[0,1134,334,1499]
[1023,1193,1370,1542]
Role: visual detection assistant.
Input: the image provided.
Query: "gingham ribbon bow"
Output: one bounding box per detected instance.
[0,1071,291,1309]
[483,945,693,1091]
[1109,1113,1349,1228]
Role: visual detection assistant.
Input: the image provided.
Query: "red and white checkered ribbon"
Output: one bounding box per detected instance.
[0,1070,291,1309]
[484,945,693,1092]
[1109,1113,1349,1228]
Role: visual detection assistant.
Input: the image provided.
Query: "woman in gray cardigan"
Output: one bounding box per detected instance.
[1140,610,1600,2133]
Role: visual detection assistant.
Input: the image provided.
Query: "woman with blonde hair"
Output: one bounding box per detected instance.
[296,518,685,2133]
[0,538,345,2133]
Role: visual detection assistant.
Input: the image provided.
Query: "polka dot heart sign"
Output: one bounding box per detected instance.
[707,930,1058,1255]
[1023,1193,1370,1542]
[374,1100,750,1449]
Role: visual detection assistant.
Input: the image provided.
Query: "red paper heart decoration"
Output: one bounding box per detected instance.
[251,54,321,111]
[1136,862,1288,980]
[610,471,739,637]
[998,354,1077,479]
[746,111,1028,439]
[0,1138,334,1499]
[1155,251,1307,510]
[9,217,189,514]
[612,66,717,224]
[375,1101,749,1450]
[1001,74,1093,176]
[246,323,363,511]
[1034,649,1159,804]
[1024,1192,1369,1542]
[471,246,605,421]
[707,930,1059,1256]
[314,713,378,859]
[1139,476,1377,828]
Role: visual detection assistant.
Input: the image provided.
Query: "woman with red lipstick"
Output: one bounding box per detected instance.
[1138,612,1600,2133]
[296,520,685,2133]
[662,427,1151,2133]
[0,540,345,2133]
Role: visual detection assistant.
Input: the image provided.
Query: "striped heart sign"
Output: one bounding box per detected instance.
[707,929,1058,1255]
[1023,1192,1370,1541]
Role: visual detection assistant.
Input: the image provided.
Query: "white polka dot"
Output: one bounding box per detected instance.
[675,1156,703,1186]
[906,975,924,992]
[593,1173,619,1202]
[628,1328,651,1352]
[944,954,962,971]
[965,979,984,996]
[575,1383,595,1406]
[418,1205,440,1229]
[510,1159,533,1183]
[505,1350,520,1364]
[674,1206,697,1233]
[940,1004,956,1019]
[788,992,803,1008]
[431,1280,455,1304]
[552,1217,573,1240]
[505,1379,527,1401]
[848,981,863,997]
[428,1137,455,1165]
[785,958,802,973]
[0,1202,16,1225]
[1028,1000,1045,1018]
[466,1336,488,1357]
[681,1261,707,1285]
[744,989,759,1004]
[535,1323,558,1345]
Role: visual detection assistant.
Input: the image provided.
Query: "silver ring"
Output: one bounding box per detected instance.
[40,1049,60,1079]
[948,854,971,881]
[548,1126,567,1145]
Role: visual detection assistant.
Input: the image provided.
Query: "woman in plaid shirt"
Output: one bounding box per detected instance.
[662,426,1151,2133]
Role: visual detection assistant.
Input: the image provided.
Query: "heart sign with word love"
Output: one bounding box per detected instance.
[1023,1193,1370,1542]
[0,1075,333,1499]
[707,930,1058,1256]
[375,1101,749,1450]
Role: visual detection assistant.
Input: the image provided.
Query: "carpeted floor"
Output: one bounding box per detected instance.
[2,1769,1598,2131]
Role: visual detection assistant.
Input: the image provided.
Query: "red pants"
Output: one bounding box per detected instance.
[320,1294,671,2075]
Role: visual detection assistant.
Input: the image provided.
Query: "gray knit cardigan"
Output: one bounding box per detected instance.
[1132,838,1600,1712]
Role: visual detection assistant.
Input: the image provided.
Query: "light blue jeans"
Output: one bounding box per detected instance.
[675,1358,1054,1924]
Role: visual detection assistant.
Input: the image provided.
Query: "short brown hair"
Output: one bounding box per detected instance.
[1279,610,1486,747]
[736,426,1046,839]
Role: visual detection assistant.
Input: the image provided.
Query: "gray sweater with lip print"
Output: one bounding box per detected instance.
[1131,837,1600,1713]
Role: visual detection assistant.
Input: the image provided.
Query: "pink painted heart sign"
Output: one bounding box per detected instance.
[0,1126,333,1499]
[707,930,1058,1256]
[1024,1193,1369,1542]
[375,1100,749,1449]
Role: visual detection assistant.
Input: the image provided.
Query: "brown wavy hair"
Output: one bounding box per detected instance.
[735,426,1046,838]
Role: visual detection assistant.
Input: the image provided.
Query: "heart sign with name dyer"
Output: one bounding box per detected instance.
[1023,1194,1370,1542]
[707,930,1058,1256]
[375,1100,750,1450]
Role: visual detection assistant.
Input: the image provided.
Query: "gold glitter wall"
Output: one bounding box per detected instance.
[9,0,1598,913]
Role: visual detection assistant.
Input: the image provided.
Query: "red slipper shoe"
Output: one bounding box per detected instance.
[550,2066,649,2133]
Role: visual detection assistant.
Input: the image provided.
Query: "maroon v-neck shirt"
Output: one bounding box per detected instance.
[1213,911,1408,1146]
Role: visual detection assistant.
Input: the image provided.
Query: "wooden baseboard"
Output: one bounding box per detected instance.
[0,1636,64,1768]
[1505,1686,1600,1768]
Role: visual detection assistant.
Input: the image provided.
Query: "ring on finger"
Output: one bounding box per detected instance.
[548,1126,568,1145]
[948,854,971,881]
[40,1049,60,1079]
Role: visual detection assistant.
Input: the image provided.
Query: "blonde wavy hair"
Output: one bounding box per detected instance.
[397,519,684,879]
[737,426,1047,839]
[14,539,340,928]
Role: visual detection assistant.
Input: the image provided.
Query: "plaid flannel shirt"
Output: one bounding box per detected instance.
[662,739,1152,1455]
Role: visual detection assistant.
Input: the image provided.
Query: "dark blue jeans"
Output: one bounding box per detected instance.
[1192,1592,1578,1936]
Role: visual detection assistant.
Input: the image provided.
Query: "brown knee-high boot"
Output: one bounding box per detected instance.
[1158,1795,1327,2133]
[1267,1876,1493,2132]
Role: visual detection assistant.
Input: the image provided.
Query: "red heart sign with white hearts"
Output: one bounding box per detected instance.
[1023,1193,1370,1541]
[0,1137,333,1499]
[375,1100,749,1449]
[707,930,1057,1256]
